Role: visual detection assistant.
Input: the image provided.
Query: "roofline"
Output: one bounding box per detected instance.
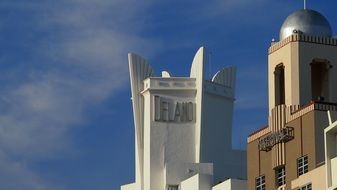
[248,101,337,138]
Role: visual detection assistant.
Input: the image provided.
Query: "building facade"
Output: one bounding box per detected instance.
[325,111,337,190]
[121,47,246,190]
[247,9,337,190]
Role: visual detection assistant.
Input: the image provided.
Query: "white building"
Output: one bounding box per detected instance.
[325,111,337,190]
[121,47,246,190]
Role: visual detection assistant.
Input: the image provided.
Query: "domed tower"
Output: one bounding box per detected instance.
[268,8,337,113]
[247,8,337,190]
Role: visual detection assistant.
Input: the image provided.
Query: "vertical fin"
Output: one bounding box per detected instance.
[190,47,205,162]
[128,53,155,189]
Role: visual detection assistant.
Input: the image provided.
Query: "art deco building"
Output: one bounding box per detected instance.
[325,111,337,190]
[121,47,246,190]
[247,9,337,190]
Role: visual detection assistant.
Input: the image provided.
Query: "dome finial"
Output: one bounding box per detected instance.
[279,9,333,40]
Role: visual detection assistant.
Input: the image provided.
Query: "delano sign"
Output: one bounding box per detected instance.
[258,127,294,151]
[154,96,194,122]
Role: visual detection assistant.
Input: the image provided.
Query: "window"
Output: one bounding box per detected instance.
[300,183,312,190]
[311,61,330,101]
[255,175,265,190]
[297,155,309,176]
[276,167,286,187]
[167,185,178,190]
[274,64,285,106]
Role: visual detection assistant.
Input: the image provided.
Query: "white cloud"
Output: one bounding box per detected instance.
[0,151,49,190]
[0,0,158,189]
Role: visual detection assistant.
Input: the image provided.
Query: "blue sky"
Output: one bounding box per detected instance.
[0,0,336,189]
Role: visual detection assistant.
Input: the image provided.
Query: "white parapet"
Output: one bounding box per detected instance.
[325,111,337,190]
[180,174,213,190]
[121,183,136,190]
[164,162,213,187]
[212,178,247,190]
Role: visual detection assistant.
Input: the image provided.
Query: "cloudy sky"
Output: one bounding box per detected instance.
[0,0,336,189]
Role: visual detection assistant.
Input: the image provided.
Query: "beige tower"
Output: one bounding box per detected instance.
[247,9,337,190]
[268,9,337,113]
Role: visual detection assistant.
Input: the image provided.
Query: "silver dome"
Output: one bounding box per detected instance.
[280,9,332,40]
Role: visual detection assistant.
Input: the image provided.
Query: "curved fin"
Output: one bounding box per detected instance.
[212,66,236,89]
[161,71,171,78]
[190,47,205,79]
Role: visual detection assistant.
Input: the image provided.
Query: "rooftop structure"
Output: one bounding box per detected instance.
[248,8,337,190]
[121,47,246,190]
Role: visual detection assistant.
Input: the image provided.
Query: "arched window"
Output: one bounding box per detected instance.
[274,64,285,106]
[311,59,330,102]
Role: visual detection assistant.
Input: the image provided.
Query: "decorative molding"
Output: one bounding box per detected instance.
[248,102,337,143]
[142,78,196,92]
[258,127,294,152]
[247,127,271,143]
[269,34,337,54]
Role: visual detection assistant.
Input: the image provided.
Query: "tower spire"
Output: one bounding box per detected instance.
[304,0,307,9]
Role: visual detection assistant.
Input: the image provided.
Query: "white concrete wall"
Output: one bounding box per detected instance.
[121,183,136,190]
[325,111,337,190]
[212,179,247,190]
[142,80,198,190]
[180,174,213,190]
[231,179,247,190]
[200,77,246,183]
[331,157,337,188]
[212,180,231,190]
[199,174,213,190]
[123,47,246,190]
[180,174,200,190]
[165,162,213,186]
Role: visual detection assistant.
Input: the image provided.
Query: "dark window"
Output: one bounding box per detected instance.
[276,167,286,187]
[297,155,309,176]
[167,185,178,190]
[255,175,265,190]
[311,61,330,101]
[300,183,312,190]
[274,64,285,106]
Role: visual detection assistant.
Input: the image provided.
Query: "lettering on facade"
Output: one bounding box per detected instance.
[258,127,294,151]
[154,96,194,122]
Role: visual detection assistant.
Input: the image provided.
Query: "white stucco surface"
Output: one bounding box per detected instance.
[180,174,213,190]
[325,111,337,190]
[331,157,337,188]
[121,183,136,190]
[122,47,246,190]
[212,178,247,190]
